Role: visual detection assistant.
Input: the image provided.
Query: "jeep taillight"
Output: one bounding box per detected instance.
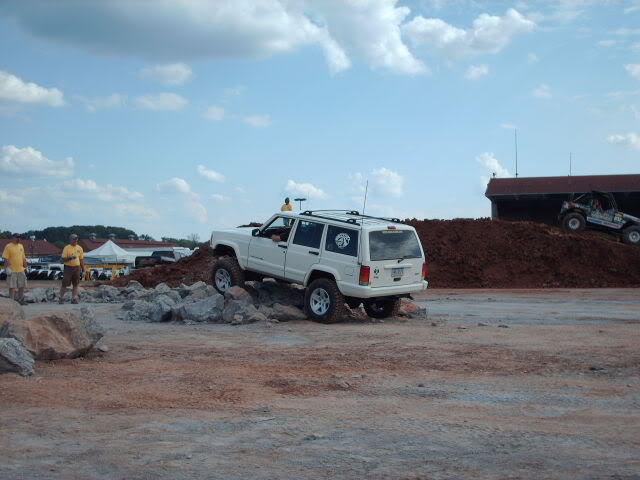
[422,262,427,279]
[359,266,370,286]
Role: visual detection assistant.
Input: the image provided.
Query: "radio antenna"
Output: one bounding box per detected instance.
[514,129,519,178]
[362,180,369,216]
[569,152,572,176]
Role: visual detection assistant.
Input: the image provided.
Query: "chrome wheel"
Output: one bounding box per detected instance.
[568,218,581,230]
[629,231,640,243]
[214,268,232,292]
[310,287,330,315]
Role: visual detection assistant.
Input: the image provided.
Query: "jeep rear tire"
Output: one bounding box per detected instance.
[562,213,586,232]
[622,226,640,246]
[364,298,400,319]
[304,278,346,324]
[211,257,245,294]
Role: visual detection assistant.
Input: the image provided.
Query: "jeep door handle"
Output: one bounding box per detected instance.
[308,251,319,255]
[278,244,287,249]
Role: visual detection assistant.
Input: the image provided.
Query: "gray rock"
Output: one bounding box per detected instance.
[0,298,25,323]
[271,303,307,322]
[250,280,304,308]
[182,283,216,303]
[222,299,266,324]
[0,338,35,376]
[127,280,145,291]
[97,285,121,303]
[45,288,58,302]
[149,295,176,323]
[154,282,172,294]
[23,288,48,304]
[174,293,224,323]
[123,301,154,322]
[224,286,254,305]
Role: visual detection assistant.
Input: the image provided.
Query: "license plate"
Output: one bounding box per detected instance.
[391,267,403,278]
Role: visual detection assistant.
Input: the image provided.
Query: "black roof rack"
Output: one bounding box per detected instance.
[300,210,360,225]
[345,212,403,224]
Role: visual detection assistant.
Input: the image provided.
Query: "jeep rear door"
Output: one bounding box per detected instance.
[367,229,423,287]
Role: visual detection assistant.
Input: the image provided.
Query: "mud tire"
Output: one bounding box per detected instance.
[622,226,640,246]
[562,213,586,232]
[304,278,347,324]
[364,298,401,319]
[211,257,245,294]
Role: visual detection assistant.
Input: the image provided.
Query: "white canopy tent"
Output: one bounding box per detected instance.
[84,240,137,265]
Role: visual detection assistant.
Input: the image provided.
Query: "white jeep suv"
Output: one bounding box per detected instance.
[210,210,428,323]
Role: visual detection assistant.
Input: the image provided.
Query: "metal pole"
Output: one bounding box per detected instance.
[515,129,519,178]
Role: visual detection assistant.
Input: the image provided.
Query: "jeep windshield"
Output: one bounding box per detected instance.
[369,230,422,261]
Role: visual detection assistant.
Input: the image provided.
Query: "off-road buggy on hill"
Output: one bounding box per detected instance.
[559,191,640,245]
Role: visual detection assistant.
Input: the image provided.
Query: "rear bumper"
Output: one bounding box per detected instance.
[338,280,428,299]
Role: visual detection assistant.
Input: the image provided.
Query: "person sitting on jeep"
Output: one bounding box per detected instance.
[271,228,291,243]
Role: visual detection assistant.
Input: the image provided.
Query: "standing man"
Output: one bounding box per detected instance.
[281,197,293,212]
[59,234,84,304]
[2,233,28,305]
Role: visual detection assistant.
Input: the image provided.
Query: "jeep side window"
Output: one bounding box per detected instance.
[262,217,293,235]
[292,221,325,249]
[325,226,358,257]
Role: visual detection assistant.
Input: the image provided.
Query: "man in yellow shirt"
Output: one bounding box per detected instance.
[280,197,293,212]
[2,233,28,305]
[59,234,84,304]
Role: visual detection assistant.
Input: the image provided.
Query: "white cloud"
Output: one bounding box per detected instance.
[203,105,226,121]
[114,203,159,220]
[0,145,74,177]
[0,70,64,106]
[0,188,23,204]
[75,93,126,113]
[607,132,640,150]
[613,28,640,36]
[533,83,552,98]
[0,1,426,76]
[501,123,517,130]
[285,179,328,200]
[527,52,539,64]
[477,152,511,178]
[597,39,617,47]
[135,92,187,111]
[465,64,489,80]
[186,200,208,223]
[156,177,192,194]
[63,178,144,201]
[244,114,272,128]
[403,8,535,58]
[625,64,640,81]
[371,167,404,197]
[140,63,192,85]
[197,165,225,182]
[211,193,231,202]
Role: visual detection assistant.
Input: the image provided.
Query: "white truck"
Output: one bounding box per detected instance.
[210,210,428,323]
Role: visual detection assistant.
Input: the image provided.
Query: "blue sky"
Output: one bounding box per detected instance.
[1,0,639,240]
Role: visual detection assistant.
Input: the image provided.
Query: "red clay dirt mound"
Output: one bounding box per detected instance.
[111,219,640,289]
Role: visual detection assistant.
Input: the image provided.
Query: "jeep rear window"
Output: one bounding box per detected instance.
[325,226,358,257]
[369,230,422,261]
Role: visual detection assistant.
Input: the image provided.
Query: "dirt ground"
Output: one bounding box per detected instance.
[1,289,639,480]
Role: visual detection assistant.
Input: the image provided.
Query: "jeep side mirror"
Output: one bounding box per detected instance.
[252,228,260,237]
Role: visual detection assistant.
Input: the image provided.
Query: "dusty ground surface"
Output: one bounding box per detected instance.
[1,289,639,480]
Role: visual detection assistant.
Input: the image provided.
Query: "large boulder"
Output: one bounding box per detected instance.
[173,293,224,323]
[0,298,25,322]
[399,298,426,319]
[271,303,307,322]
[123,300,154,322]
[149,295,176,323]
[96,285,121,303]
[182,283,217,303]
[0,338,34,376]
[224,286,255,305]
[249,280,304,308]
[222,299,266,325]
[0,307,104,360]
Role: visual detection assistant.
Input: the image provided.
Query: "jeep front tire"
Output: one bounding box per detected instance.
[304,278,346,324]
[562,213,586,232]
[622,226,640,246]
[211,257,245,294]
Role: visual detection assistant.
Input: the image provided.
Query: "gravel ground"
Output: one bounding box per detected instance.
[1,289,639,480]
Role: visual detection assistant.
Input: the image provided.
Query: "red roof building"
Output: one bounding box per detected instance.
[0,239,62,257]
[485,174,640,224]
[78,238,175,251]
